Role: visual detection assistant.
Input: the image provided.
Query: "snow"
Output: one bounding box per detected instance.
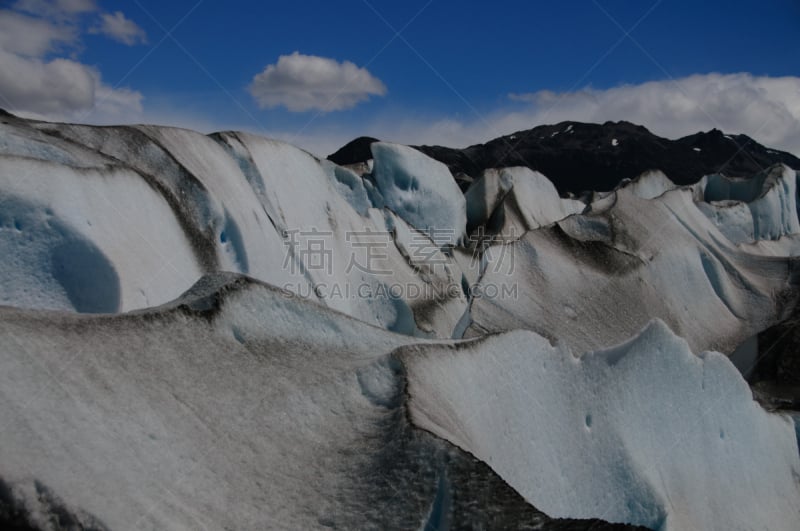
[693,147,702,152]
[402,319,800,530]
[612,138,619,146]
[370,142,466,246]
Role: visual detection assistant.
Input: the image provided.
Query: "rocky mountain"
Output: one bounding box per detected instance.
[329,121,800,194]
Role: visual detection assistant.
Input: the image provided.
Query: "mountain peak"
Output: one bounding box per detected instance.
[329,121,799,195]
[328,136,380,166]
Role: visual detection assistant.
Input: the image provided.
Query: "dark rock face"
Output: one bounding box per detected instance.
[328,121,800,195]
[0,477,108,531]
[327,136,380,166]
[749,304,800,412]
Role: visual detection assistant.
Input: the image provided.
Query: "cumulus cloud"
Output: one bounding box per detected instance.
[248,52,387,112]
[0,4,144,121]
[89,11,147,45]
[0,49,95,113]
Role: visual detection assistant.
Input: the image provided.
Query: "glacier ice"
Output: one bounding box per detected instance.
[0,154,204,311]
[465,166,585,235]
[468,181,800,356]
[0,119,469,337]
[0,274,647,530]
[695,164,800,243]
[370,142,467,246]
[622,170,676,200]
[1,112,800,530]
[0,276,796,530]
[401,320,800,530]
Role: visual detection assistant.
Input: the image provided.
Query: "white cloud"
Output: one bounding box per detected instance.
[0,5,144,121]
[270,73,800,158]
[309,73,799,158]
[248,52,387,112]
[83,72,800,161]
[89,11,147,46]
[502,73,800,156]
[0,10,77,56]
[0,48,94,113]
[13,0,97,18]
[91,82,143,119]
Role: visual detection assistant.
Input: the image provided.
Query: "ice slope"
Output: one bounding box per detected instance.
[468,178,800,355]
[401,320,800,530]
[0,154,203,312]
[370,142,467,246]
[0,117,467,337]
[222,132,467,336]
[465,167,585,235]
[0,273,644,531]
[694,164,800,243]
[620,170,676,200]
[4,114,798,347]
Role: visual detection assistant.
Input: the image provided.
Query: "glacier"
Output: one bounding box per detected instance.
[402,321,800,530]
[1,111,800,530]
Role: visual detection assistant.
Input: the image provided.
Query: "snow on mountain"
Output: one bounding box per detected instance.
[2,110,800,530]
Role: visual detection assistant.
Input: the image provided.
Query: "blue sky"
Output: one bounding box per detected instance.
[1,0,799,155]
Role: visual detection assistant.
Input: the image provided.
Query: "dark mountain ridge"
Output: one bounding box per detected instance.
[328,121,800,195]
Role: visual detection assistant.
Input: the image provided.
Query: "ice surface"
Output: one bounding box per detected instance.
[2,113,800,530]
[402,320,800,530]
[467,167,585,235]
[0,274,635,530]
[469,184,799,355]
[370,142,466,246]
[622,170,676,200]
[0,121,468,337]
[464,166,513,231]
[0,155,203,312]
[696,164,800,242]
